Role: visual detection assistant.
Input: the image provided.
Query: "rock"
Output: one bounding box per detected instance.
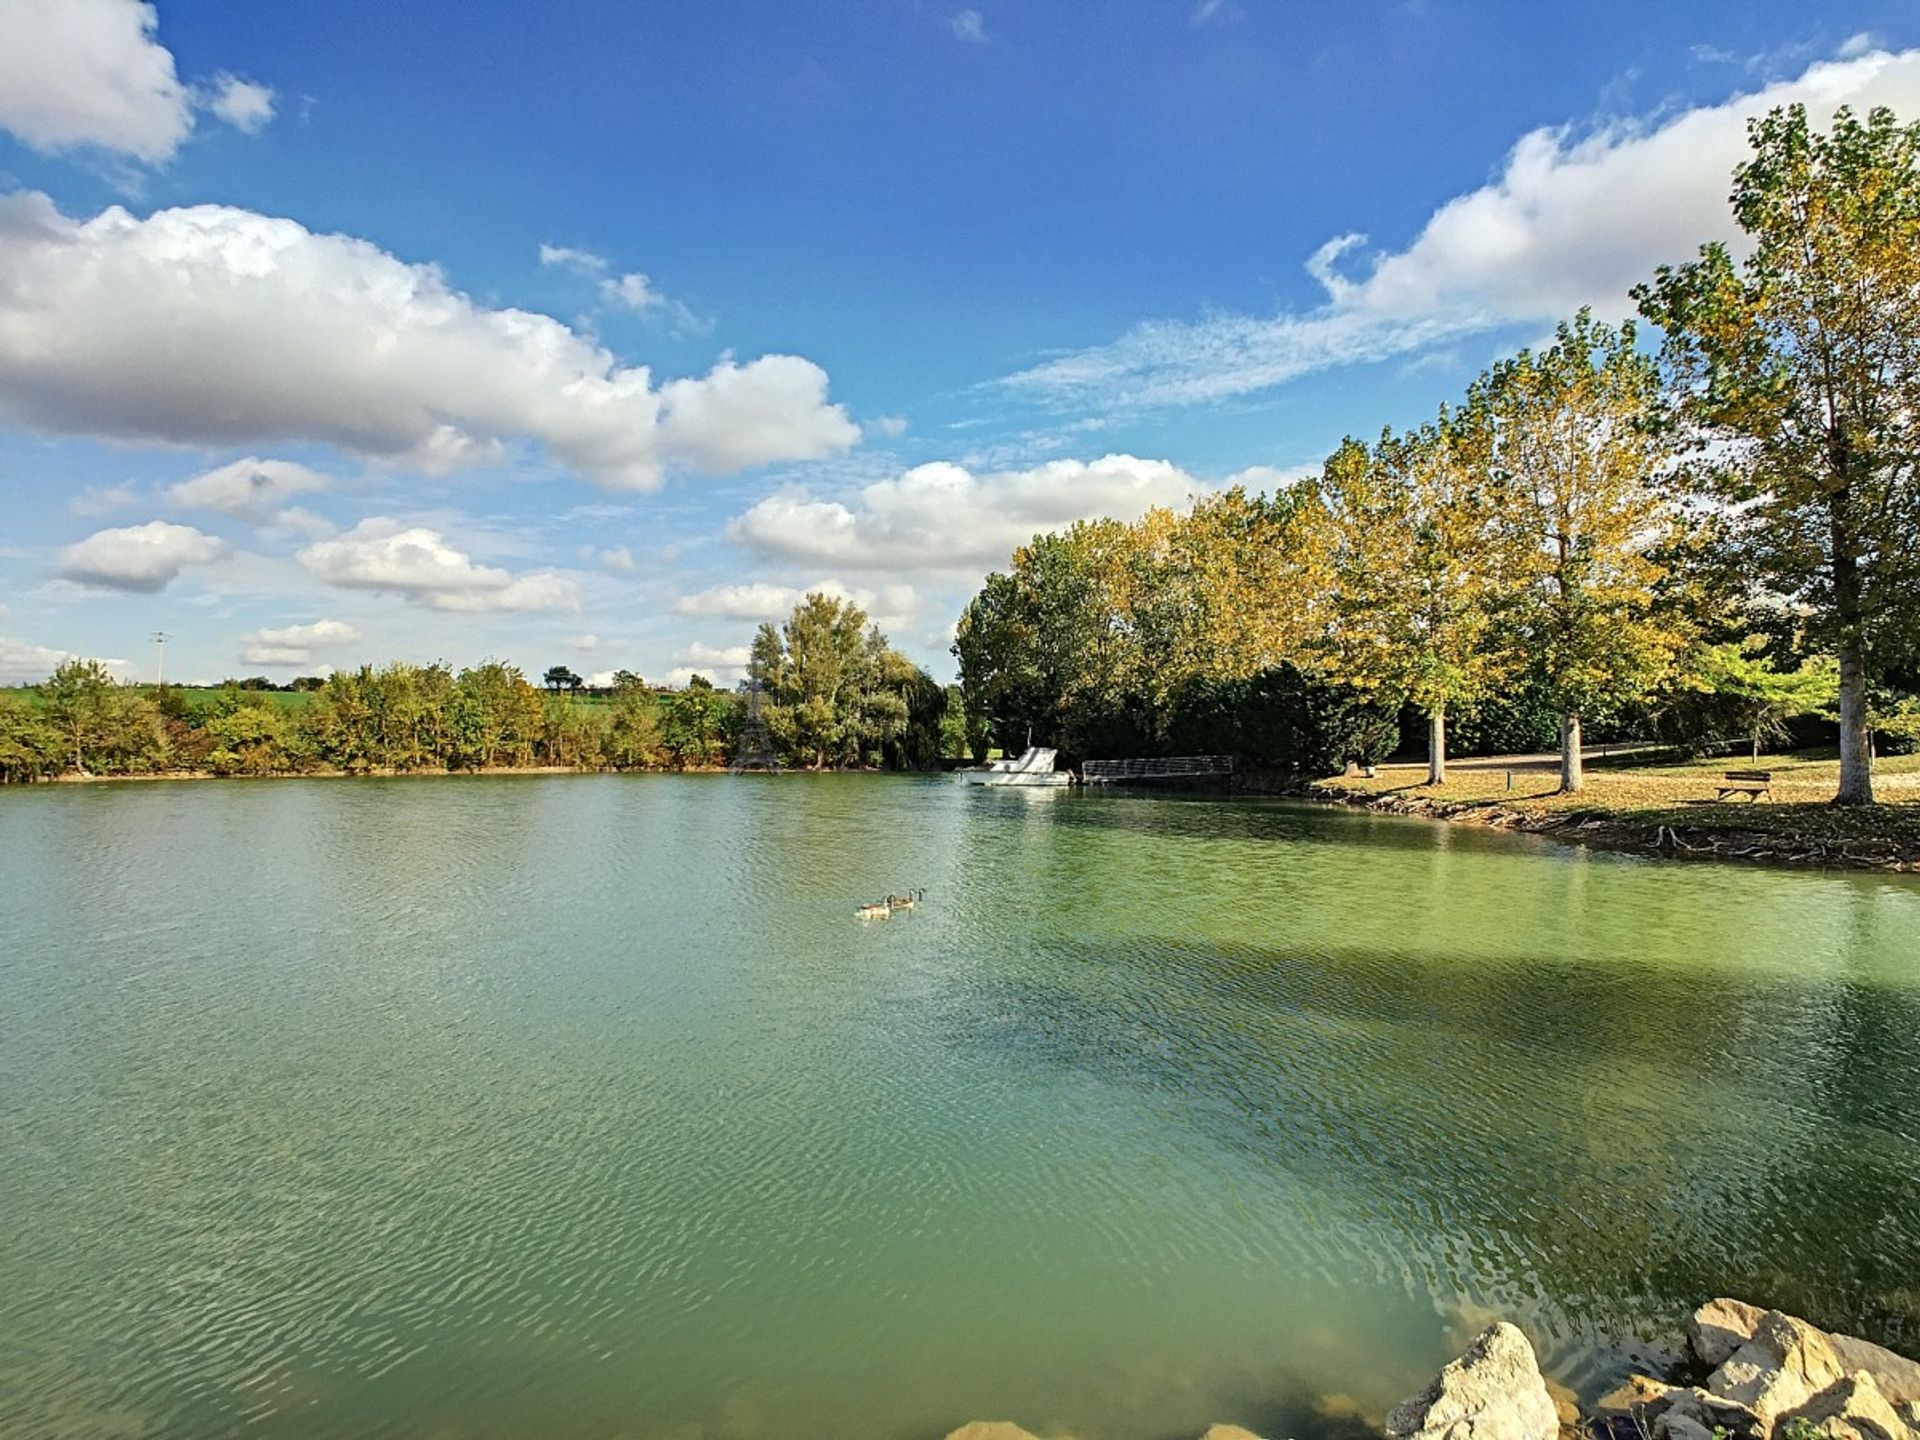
[1708,1311,1851,1428]
[1692,1300,1768,1368]
[1829,1336,1920,1409]
[1592,1375,1679,1419]
[944,1426,1042,1440]
[1688,1299,1920,1408]
[1199,1427,1265,1440]
[1652,1411,1716,1440]
[1543,1378,1581,1434]
[1783,1372,1913,1440]
[1385,1322,1560,1440]
[1656,1387,1766,1440]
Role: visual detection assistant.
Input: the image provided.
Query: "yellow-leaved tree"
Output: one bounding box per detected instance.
[1484,311,1689,793]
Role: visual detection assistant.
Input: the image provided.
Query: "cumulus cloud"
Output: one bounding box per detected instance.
[205,73,276,133]
[1002,47,1920,409]
[668,642,750,688]
[951,10,988,43]
[0,635,79,681]
[675,578,917,628]
[297,519,579,612]
[166,456,330,521]
[592,544,637,573]
[0,193,859,490]
[56,520,228,592]
[728,454,1206,573]
[238,618,359,667]
[0,0,274,162]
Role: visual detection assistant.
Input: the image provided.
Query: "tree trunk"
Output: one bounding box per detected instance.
[1830,472,1875,804]
[1427,703,1447,786]
[1560,711,1583,794]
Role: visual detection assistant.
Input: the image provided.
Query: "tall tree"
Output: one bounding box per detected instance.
[1636,104,1920,805]
[1484,311,1687,793]
[1321,410,1519,785]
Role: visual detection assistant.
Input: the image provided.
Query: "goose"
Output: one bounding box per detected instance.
[856,901,892,920]
[889,888,925,911]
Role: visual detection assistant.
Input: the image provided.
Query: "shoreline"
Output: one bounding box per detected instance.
[1279,777,1919,874]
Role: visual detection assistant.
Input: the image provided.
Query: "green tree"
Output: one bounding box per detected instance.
[1636,104,1920,805]
[1680,640,1839,760]
[1485,311,1688,793]
[0,695,62,782]
[40,659,146,774]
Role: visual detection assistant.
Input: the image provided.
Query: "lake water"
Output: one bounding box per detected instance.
[3,775,1918,1440]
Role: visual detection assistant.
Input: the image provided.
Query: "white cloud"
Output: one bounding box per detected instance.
[675,578,917,629]
[592,544,637,573]
[69,481,141,517]
[297,519,579,612]
[205,73,276,133]
[166,457,330,520]
[0,0,190,161]
[675,642,751,668]
[237,618,359,667]
[0,635,78,681]
[951,10,988,43]
[870,415,910,438]
[56,520,228,592]
[564,632,601,651]
[540,242,711,334]
[728,454,1206,573]
[0,193,859,491]
[585,669,620,689]
[0,0,274,163]
[1002,47,1920,409]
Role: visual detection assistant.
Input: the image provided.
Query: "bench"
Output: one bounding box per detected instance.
[1716,769,1773,802]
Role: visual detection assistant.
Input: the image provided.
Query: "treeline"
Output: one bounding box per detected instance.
[956,104,1920,804]
[0,594,951,783]
[0,659,721,781]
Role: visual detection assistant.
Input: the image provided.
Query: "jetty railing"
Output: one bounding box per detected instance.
[1080,755,1234,785]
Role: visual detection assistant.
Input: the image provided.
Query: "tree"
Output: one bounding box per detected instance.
[1636,104,1920,805]
[40,659,142,774]
[1320,411,1521,785]
[1484,311,1688,793]
[542,665,582,695]
[1680,640,1839,761]
[663,675,722,767]
[0,695,61,782]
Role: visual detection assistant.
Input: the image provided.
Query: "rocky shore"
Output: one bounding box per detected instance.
[945,1300,1920,1440]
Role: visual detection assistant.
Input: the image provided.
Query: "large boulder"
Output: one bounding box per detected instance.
[1783,1372,1913,1440]
[1385,1322,1559,1440]
[1708,1312,1852,1428]
[943,1425,1042,1440]
[1688,1300,1920,1407]
[1198,1427,1265,1440]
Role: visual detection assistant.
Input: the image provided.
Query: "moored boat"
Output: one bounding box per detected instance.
[957,746,1074,787]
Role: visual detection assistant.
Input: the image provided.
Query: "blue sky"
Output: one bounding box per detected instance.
[3,1,1919,686]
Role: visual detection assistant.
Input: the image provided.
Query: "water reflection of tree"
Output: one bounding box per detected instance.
[934,922,1920,1365]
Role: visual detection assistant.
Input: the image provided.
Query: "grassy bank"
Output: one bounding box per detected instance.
[1302,750,1920,871]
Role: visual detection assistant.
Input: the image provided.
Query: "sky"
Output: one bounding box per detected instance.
[3,1,1920,688]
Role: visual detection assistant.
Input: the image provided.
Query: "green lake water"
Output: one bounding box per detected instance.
[3,775,1918,1440]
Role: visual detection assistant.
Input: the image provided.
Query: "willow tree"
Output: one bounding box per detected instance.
[1485,311,1687,793]
[1636,104,1920,805]
[1322,409,1519,785]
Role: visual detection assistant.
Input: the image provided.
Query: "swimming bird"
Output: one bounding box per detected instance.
[856,901,892,920]
[889,888,925,911]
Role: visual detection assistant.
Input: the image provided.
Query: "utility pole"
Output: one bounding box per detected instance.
[150,631,170,687]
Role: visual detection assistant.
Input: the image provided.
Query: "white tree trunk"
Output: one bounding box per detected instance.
[1560,711,1584,794]
[1427,704,1447,786]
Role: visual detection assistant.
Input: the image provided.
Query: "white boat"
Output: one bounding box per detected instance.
[958,745,1074,787]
